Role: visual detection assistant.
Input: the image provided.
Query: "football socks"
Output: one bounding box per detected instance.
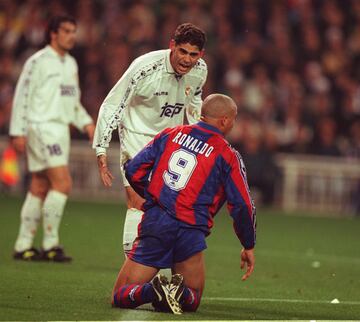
[123,208,143,254]
[42,190,67,250]
[14,192,42,252]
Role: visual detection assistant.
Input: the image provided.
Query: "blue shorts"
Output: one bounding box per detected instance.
[128,206,207,269]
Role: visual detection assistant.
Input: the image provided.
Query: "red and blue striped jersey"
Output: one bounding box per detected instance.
[125,121,256,249]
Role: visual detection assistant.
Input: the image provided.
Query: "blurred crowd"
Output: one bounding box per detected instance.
[1,0,360,203]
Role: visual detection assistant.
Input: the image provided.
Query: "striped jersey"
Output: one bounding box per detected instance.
[125,121,256,249]
[9,45,93,136]
[93,49,208,156]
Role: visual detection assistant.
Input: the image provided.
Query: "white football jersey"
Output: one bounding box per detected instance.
[93,49,208,155]
[9,45,92,136]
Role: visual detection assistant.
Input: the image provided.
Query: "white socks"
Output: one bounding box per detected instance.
[123,208,143,255]
[42,190,68,251]
[14,192,42,252]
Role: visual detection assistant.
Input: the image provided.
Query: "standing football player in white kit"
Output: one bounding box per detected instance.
[10,15,95,262]
[93,23,207,255]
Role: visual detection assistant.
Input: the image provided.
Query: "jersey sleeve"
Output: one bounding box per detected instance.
[72,100,93,131]
[9,58,40,136]
[186,67,208,125]
[92,59,140,155]
[223,149,256,249]
[71,68,93,131]
[125,129,171,197]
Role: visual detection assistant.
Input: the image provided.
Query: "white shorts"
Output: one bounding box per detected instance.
[26,122,70,172]
[119,127,154,186]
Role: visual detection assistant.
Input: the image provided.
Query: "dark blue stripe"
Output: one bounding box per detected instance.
[194,156,227,227]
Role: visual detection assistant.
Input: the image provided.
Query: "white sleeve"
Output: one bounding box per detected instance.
[72,101,94,132]
[92,60,139,155]
[71,72,93,131]
[9,59,39,136]
[186,69,208,125]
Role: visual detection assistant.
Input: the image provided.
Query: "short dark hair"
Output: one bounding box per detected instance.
[173,23,206,50]
[45,15,76,44]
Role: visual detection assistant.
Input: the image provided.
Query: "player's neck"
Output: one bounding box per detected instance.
[200,117,224,134]
[50,43,67,57]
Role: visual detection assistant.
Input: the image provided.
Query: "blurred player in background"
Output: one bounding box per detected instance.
[9,15,95,262]
[93,23,208,255]
[111,94,256,314]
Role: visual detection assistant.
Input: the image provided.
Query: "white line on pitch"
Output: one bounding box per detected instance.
[203,297,360,305]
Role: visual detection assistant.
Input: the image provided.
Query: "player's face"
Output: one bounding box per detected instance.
[52,22,76,53]
[169,40,204,75]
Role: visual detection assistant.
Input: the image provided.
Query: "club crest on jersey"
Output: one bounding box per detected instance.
[185,86,191,96]
[160,102,184,118]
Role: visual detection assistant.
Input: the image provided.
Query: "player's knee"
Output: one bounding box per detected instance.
[51,177,72,194]
[30,177,49,199]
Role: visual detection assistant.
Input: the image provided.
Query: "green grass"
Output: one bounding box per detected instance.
[0,193,360,320]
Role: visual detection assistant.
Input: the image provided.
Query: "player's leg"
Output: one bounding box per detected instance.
[123,186,145,255]
[120,128,150,255]
[112,257,158,308]
[114,206,182,314]
[41,165,72,261]
[13,171,49,260]
[173,252,205,312]
[171,227,207,312]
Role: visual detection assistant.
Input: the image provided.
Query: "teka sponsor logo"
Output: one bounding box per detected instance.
[160,102,184,118]
[60,85,76,96]
[154,91,168,96]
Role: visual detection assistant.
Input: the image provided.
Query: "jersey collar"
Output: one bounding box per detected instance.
[196,121,223,136]
[46,45,68,61]
[165,49,182,80]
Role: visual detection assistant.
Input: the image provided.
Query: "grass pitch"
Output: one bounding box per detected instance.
[0,193,359,320]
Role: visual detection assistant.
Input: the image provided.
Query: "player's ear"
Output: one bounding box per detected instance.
[220,115,227,128]
[199,49,205,59]
[169,39,176,51]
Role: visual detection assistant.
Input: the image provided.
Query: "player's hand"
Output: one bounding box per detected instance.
[97,154,114,187]
[240,248,255,281]
[84,124,95,142]
[11,136,26,154]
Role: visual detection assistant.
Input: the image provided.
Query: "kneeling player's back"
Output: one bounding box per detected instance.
[146,122,234,228]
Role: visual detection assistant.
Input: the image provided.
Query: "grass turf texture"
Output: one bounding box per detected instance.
[0,193,359,320]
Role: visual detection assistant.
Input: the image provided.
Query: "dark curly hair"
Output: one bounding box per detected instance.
[173,23,206,50]
[45,15,76,44]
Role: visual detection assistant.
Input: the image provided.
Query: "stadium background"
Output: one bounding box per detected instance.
[1,0,360,210]
[0,0,360,320]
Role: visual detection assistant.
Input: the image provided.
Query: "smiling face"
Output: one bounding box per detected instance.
[169,40,204,75]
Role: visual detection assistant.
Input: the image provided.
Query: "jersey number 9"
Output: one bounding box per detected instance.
[163,149,197,191]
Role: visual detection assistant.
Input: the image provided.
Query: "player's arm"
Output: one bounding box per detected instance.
[223,150,256,280]
[93,61,139,186]
[71,66,95,141]
[186,67,208,124]
[9,58,39,154]
[125,130,169,197]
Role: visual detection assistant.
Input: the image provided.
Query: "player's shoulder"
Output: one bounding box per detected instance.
[189,57,208,77]
[65,54,78,69]
[162,124,185,136]
[24,47,50,66]
[132,49,166,70]
[66,52,77,64]
[218,140,240,163]
[128,49,166,80]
